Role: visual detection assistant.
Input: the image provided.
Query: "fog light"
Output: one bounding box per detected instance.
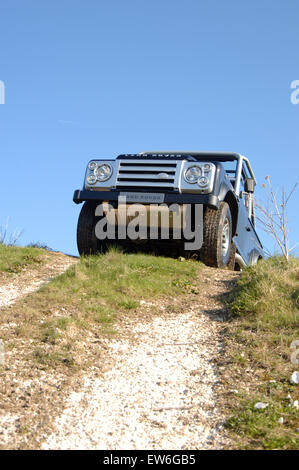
[87,175,97,185]
[198,177,208,186]
[88,161,97,171]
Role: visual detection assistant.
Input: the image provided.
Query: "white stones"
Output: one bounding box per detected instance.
[254,402,269,410]
[290,400,299,409]
[290,371,299,385]
[42,312,226,450]
[140,300,154,307]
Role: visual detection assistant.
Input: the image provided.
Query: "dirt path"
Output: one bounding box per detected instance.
[0,251,78,449]
[42,267,238,450]
[0,252,78,308]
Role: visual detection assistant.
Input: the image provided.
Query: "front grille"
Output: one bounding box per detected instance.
[116,159,181,189]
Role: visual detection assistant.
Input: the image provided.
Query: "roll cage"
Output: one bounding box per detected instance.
[139,151,257,197]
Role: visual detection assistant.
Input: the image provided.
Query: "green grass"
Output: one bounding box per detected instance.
[1,249,199,368]
[230,256,298,329]
[43,249,198,322]
[225,257,299,449]
[0,243,44,273]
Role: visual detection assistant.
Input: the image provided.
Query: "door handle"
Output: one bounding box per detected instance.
[246,226,251,232]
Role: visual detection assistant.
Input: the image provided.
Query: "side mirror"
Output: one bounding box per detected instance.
[244,178,255,193]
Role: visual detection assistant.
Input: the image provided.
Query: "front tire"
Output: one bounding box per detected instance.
[200,202,233,268]
[77,201,100,255]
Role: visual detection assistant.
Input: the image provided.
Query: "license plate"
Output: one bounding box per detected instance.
[119,192,165,203]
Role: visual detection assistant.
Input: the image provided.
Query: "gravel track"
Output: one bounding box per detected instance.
[0,252,78,448]
[43,299,231,450]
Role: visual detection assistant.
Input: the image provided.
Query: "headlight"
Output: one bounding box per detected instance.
[86,161,113,187]
[184,166,201,184]
[95,163,113,182]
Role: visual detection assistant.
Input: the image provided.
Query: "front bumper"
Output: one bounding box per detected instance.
[73,189,219,208]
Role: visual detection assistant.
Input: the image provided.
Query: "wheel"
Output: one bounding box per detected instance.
[200,202,233,268]
[77,201,111,256]
[77,202,98,255]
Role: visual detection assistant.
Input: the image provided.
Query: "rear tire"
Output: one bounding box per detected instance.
[200,202,233,268]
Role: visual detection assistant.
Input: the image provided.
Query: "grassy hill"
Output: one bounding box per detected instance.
[0,244,298,449]
[0,249,199,368]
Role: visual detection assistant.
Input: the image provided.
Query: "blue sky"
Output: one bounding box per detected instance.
[0,0,298,256]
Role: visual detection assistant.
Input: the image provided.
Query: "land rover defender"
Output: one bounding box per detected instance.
[73,151,263,269]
